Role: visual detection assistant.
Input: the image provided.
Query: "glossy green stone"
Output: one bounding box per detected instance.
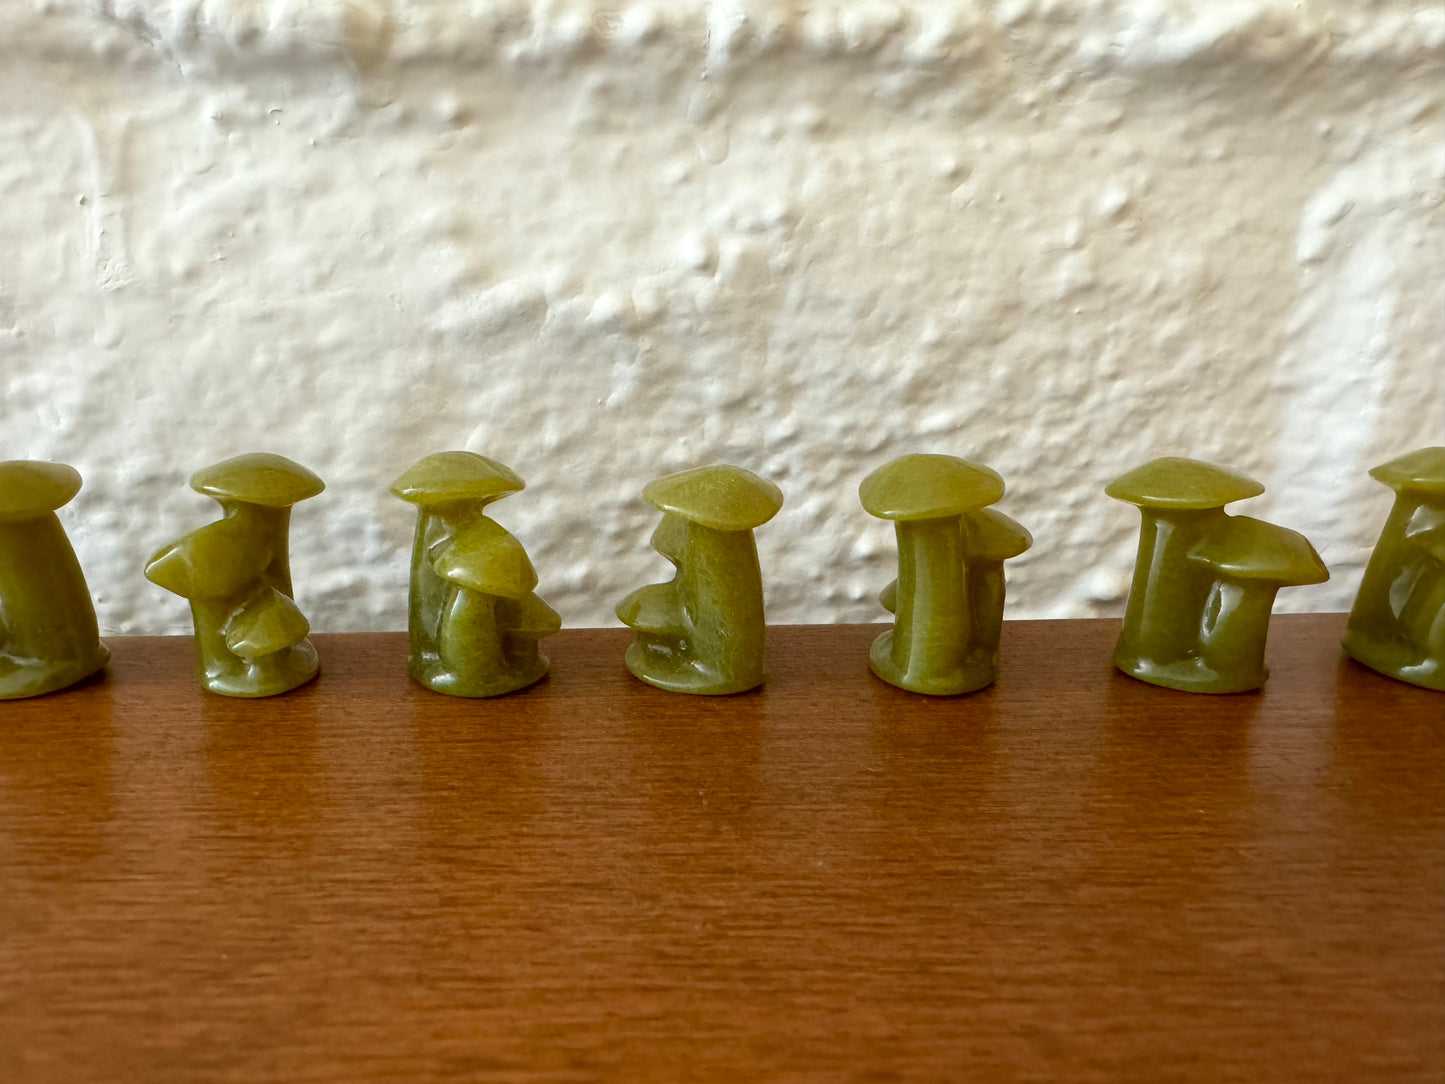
[1108,456,1327,693]
[617,465,783,695]
[391,451,559,697]
[145,453,324,697]
[1342,447,1445,691]
[860,454,1031,695]
[0,461,109,698]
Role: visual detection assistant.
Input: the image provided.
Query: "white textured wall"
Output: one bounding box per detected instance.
[2,0,1442,635]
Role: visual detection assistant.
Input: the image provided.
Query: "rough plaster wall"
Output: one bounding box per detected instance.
[1,0,1442,635]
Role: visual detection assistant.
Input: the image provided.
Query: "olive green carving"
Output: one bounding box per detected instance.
[1188,514,1329,692]
[145,453,324,698]
[391,451,560,697]
[0,461,109,699]
[1108,456,1327,693]
[617,465,783,695]
[1342,447,1445,691]
[861,454,1031,695]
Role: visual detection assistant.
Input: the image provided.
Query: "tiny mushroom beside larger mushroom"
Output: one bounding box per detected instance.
[618,464,783,695]
[859,453,1019,696]
[1106,455,1266,691]
[390,451,557,697]
[144,453,324,698]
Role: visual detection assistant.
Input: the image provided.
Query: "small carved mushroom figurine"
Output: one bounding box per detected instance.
[145,453,324,697]
[1343,447,1445,691]
[1106,457,1266,691]
[1187,515,1329,693]
[616,464,783,695]
[391,451,560,697]
[860,454,1030,695]
[0,461,109,699]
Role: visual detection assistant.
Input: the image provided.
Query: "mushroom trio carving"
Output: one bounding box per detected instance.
[391,451,560,697]
[0,461,109,699]
[145,453,324,697]
[1107,456,1328,693]
[616,465,784,695]
[860,454,1031,695]
[1342,447,1445,691]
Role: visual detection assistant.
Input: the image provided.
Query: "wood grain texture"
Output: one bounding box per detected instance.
[0,616,1441,1082]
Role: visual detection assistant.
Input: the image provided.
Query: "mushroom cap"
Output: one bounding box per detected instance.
[1369,447,1445,500]
[0,460,82,519]
[144,519,268,600]
[962,507,1033,561]
[191,453,324,508]
[225,587,310,658]
[504,593,562,638]
[1105,456,1264,511]
[616,582,684,634]
[1187,515,1329,585]
[431,516,538,599]
[390,451,524,509]
[642,465,783,531]
[859,454,1004,521]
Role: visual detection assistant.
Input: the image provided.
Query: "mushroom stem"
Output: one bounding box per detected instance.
[1116,508,1225,673]
[1347,493,1418,641]
[1195,578,1277,692]
[406,507,450,656]
[0,514,107,697]
[874,516,969,692]
[0,515,99,661]
[227,503,296,596]
[679,521,766,693]
[964,557,1006,674]
[429,502,512,684]
[437,585,505,684]
[190,596,239,688]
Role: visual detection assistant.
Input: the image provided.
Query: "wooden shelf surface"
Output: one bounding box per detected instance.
[1,616,1441,1082]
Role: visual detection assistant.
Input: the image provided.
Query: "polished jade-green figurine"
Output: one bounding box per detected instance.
[1342,447,1445,691]
[144,453,324,697]
[1108,456,1327,693]
[391,451,560,697]
[860,454,1031,695]
[1188,514,1329,691]
[617,464,783,695]
[0,461,109,698]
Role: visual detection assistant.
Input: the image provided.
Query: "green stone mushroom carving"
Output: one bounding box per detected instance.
[1107,456,1327,692]
[391,451,560,697]
[617,464,783,695]
[144,453,324,697]
[1187,515,1329,692]
[861,453,1032,695]
[1342,447,1445,691]
[0,461,109,699]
